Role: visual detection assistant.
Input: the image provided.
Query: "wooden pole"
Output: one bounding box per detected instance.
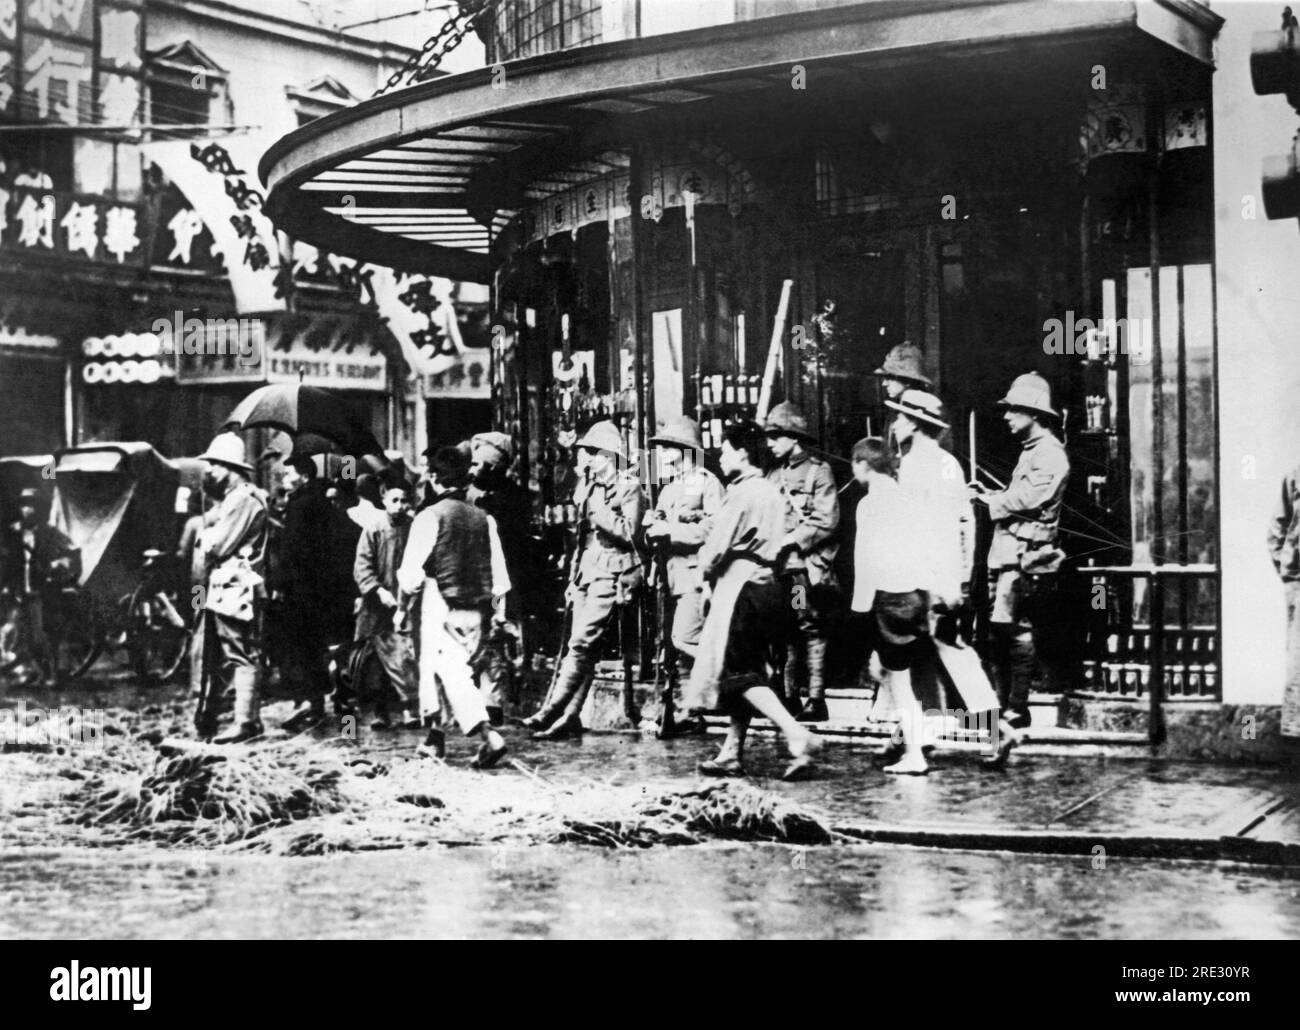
[756,278,794,423]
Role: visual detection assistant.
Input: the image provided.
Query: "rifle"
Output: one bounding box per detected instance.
[652,538,677,739]
[538,470,589,713]
[617,575,640,728]
[193,606,218,738]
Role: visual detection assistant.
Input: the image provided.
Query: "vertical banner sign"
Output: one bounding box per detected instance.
[96,0,143,128]
[20,0,95,126]
[0,0,18,120]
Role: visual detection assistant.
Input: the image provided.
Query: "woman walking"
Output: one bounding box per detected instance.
[686,420,822,781]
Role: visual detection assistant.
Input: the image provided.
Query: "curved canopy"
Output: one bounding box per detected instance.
[260,0,1219,283]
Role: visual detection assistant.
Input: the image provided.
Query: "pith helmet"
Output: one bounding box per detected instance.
[577,419,627,460]
[997,372,1059,419]
[199,432,254,475]
[763,402,816,443]
[471,431,512,466]
[874,341,933,387]
[885,389,950,430]
[649,415,703,451]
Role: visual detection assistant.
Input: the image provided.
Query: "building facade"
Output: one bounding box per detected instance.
[260,0,1300,756]
[0,0,493,471]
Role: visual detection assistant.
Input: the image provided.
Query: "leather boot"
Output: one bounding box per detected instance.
[987,625,1013,711]
[1007,630,1036,728]
[528,653,585,731]
[799,636,829,722]
[532,672,589,740]
[782,641,804,714]
[214,666,262,744]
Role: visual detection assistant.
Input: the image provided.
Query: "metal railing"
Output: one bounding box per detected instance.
[1076,563,1219,744]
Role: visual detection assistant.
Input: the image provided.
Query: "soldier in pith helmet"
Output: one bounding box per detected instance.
[194,432,269,744]
[763,402,840,723]
[645,415,725,672]
[523,420,646,739]
[971,372,1070,744]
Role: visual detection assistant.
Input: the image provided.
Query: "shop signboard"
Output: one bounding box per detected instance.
[0,185,143,263]
[265,338,388,393]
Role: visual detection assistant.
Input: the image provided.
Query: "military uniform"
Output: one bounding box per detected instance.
[764,403,840,712]
[528,421,645,735]
[195,435,270,742]
[980,375,1070,725]
[652,466,724,656]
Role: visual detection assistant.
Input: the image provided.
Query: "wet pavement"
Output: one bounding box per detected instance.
[3,683,1300,938]
[3,840,1299,939]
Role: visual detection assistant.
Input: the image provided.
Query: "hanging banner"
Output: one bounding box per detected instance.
[1080,84,1149,161]
[1163,102,1207,151]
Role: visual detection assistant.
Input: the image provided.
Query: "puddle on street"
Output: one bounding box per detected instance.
[2,844,1298,939]
[4,691,1300,938]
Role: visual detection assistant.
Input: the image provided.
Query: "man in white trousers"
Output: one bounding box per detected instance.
[397,446,510,769]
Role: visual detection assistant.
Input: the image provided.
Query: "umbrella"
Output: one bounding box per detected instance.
[221,384,384,458]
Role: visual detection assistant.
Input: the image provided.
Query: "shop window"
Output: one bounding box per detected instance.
[814,152,839,217]
[1124,263,1217,634]
[494,0,601,61]
[0,130,72,190]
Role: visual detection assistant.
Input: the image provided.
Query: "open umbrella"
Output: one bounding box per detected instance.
[221,384,384,458]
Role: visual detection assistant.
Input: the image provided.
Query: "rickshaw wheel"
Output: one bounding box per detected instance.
[125,583,192,683]
[56,599,104,681]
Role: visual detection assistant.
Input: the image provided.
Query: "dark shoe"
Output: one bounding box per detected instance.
[470,739,508,770]
[532,717,582,741]
[1004,710,1032,730]
[281,705,325,733]
[518,713,549,730]
[982,729,1017,770]
[796,698,829,723]
[782,694,804,718]
[213,720,263,745]
[697,757,746,777]
[370,718,392,731]
[416,726,447,760]
[486,706,504,728]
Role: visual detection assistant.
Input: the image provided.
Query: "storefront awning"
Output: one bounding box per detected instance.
[260,0,1222,281]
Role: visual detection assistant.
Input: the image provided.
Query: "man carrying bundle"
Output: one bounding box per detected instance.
[194,433,269,744]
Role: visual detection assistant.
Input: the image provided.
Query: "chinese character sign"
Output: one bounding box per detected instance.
[1,186,143,264]
[21,33,92,123]
[96,2,143,129]
[22,0,93,41]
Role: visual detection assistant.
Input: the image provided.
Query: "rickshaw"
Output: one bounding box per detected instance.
[48,443,201,682]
